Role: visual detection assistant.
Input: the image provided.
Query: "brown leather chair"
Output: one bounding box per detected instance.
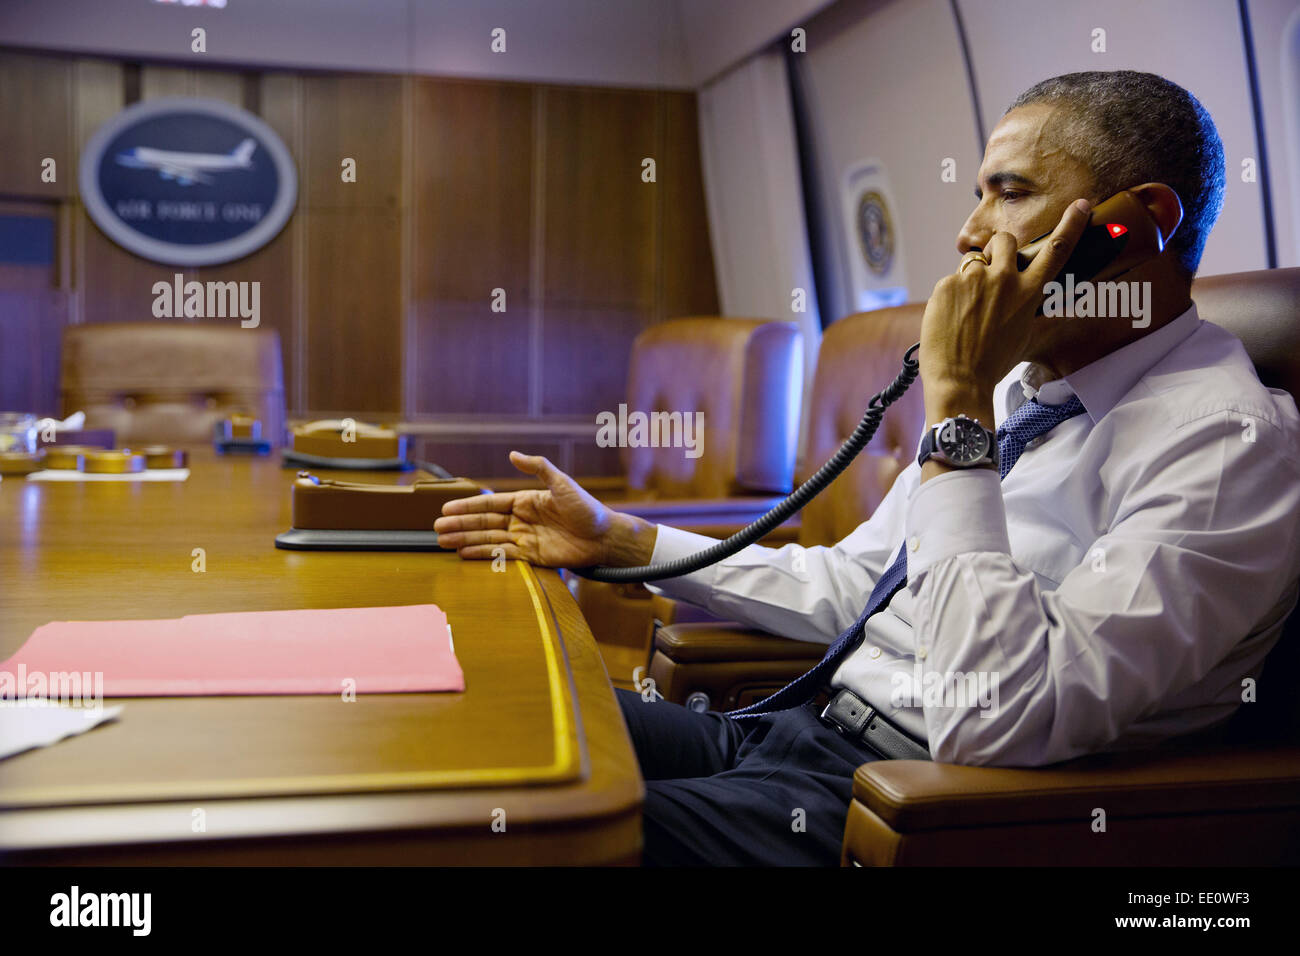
[575,317,803,689]
[615,317,802,502]
[60,321,286,446]
[651,267,1300,865]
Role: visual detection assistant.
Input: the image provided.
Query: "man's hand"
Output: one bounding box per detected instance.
[919,197,1092,416]
[434,451,656,569]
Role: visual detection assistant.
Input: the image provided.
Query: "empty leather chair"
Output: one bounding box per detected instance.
[576,316,803,690]
[616,317,802,502]
[60,321,286,446]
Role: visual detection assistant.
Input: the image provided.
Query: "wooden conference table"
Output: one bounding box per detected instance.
[0,449,644,864]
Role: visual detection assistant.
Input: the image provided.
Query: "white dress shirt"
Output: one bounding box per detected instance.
[645,304,1300,766]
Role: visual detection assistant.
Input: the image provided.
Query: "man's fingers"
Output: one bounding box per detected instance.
[456,542,525,561]
[509,450,550,478]
[440,491,517,517]
[1024,198,1091,288]
[985,231,1017,270]
[433,511,510,534]
[436,528,517,550]
[510,450,568,491]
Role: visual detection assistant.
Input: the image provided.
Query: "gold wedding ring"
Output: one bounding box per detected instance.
[959,250,990,274]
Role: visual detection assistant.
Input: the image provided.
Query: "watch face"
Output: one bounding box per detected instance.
[938,418,991,465]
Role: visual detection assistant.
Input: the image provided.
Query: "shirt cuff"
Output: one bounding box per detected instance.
[641,524,725,607]
[904,468,1010,582]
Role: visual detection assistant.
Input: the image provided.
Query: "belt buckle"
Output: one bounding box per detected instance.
[820,689,873,740]
[821,689,930,761]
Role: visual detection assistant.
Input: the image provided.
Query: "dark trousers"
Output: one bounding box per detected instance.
[615,688,881,866]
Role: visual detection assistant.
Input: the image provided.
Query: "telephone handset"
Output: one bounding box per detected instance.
[1015,188,1166,286]
[572,190,1168,583]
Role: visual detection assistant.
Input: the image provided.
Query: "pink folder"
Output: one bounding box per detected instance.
[1,605,464,696]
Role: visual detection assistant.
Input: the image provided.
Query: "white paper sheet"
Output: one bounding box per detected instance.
[0,701,123,760]
[25,469,190,482]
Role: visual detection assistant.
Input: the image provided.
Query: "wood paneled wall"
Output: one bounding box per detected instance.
[0,49,718,476]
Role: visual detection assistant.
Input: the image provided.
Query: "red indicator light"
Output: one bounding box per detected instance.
[1106,223,1128,238]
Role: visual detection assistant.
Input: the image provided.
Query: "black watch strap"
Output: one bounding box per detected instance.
[916,428,939,466]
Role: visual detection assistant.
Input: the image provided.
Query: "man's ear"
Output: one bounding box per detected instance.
[1127,182,1184,248]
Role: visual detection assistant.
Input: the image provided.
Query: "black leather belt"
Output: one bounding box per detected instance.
[819,688,931,761]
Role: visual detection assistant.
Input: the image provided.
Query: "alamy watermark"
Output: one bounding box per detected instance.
[49,885,151,936]
[1042,276,1151,329]
[891,667,999,718]
[0,665,105,716]
[595,405,704,460]
[151,273,260,328]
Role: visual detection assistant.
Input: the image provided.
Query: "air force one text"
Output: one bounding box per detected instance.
[115,138,257,186]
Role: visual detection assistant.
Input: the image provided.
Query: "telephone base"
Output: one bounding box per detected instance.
[281,449,413,471]
[274,528,448,552]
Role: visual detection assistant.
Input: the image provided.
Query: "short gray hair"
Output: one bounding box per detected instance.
[1009,71,1225,278]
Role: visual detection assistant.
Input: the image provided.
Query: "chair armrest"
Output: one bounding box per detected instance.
[647,622,827,710]
[853,745,1300,833]
[649,593,727,630]
[654,622,826,662]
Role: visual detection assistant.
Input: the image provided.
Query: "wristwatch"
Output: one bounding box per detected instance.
[916,414,998,469]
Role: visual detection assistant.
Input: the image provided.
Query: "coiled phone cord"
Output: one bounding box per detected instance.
[570,342,922,583]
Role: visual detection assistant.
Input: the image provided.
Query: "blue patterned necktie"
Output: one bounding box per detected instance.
[725,392,1086,720]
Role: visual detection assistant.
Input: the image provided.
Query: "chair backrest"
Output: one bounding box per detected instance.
[622,317,802,499]
[797,303,925,546]
[1192,267,1300,397]
[1194,267,1300,743]
[61,321,286,446]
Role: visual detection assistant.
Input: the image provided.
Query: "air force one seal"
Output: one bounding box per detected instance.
[79,97,297,266]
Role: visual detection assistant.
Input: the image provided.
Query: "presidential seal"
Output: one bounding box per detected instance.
[856,189,895,277]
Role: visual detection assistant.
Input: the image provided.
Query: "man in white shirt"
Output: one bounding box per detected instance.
[436,70,1300,865]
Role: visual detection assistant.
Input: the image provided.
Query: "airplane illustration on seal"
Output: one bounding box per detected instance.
[115,138,257,186]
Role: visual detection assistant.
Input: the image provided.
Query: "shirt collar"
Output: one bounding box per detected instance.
[1002,304,1203,424]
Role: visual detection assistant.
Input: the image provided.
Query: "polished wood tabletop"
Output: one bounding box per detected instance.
[0,449,643,864]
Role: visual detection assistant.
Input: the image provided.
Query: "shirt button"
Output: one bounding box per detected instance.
[917,647,928,660]
[908,536,920,552]
[868,647,882,660]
